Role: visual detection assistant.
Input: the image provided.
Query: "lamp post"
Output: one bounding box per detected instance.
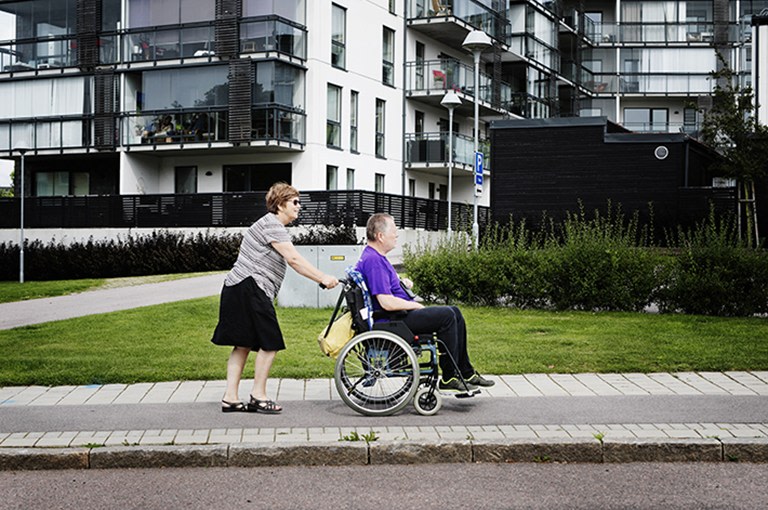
[14,143,29,283]
[462,30,491,249]
[440,90,462,236]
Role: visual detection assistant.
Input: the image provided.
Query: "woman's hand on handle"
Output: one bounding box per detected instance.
[320,274,339,289]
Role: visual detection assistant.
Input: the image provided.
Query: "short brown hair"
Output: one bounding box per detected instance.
[266,182,299,214]
[366,213,394,241]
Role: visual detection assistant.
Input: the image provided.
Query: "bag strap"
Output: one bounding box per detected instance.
[323,282,349,339]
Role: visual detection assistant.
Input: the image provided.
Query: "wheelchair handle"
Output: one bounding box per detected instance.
[319,277,350,289]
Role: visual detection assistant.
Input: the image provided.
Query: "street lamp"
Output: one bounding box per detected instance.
[14,142,29,283]
[462,29,492,249]
[440,90,462,236]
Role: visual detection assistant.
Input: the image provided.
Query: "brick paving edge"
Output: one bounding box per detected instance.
[2,438,768,470]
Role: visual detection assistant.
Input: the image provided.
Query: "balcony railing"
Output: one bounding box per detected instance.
[122,109,228,146]
[406,59,512,110]
[124,23,215,63]
[408,0,509,43]
[588,22,742,45]
[0,116,93,153]
[406,132,490,170]
[583,73,713,95]
[623,121,702,136]
[240,17,307,60]
[0,190,491,232]
[508,33,560,73]
[252,106,306,145]
[1,35,78,73]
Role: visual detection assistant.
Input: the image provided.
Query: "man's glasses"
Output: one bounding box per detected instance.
[292,199,301,206]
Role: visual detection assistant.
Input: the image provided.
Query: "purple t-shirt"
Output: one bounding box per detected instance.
[355,245,411,315]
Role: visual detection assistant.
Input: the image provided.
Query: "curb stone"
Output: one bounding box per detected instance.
[3,438,768,471]
[0,447,89,470]
[229,441,368,467]
[721,438,768,463]
[602,438,722,463]
[369,440,472,465]
[473,438,603,464]
[89,445,228,469]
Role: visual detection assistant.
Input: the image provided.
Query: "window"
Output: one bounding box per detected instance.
[332,4,346,69]
[127,0,215,27]
[327,84,342,148]
[243,0,305,24]
[389,0,396,14]
[408,178,416,197]
[326,165,338,190]
[382,27,395,86]
[439,184,447,201]
[143,66,229,109]
[375,173,385,192]
[350,90,359,152]
[624,108,668,132]
[375,98,385,157]
[253,61,304,107]
[428,182,436,200]
[346,168,355,190]
[415,111,424,133]
[34,171,88,196]
[584,11,602,40]
[224,164,291,191]
[415,42,425,89]
[175,166,197,194]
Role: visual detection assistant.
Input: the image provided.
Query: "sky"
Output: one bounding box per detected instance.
[0,159,13,187]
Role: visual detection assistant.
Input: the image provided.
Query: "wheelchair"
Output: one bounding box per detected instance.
[328,275,477,417]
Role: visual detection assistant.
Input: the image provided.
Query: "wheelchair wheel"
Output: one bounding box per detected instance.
[334,330,420,416]
[413,386,442,416]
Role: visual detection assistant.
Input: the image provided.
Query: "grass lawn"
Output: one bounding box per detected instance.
[0,297,766,386]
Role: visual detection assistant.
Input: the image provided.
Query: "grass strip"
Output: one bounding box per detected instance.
[0,298,766,386]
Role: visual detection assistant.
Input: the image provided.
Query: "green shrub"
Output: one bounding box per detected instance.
[0,230,241,281]
[657,210,768,316]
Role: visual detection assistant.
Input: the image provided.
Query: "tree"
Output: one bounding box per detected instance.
[699,53,768,246]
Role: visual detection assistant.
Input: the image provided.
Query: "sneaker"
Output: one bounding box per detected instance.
[438,377,478,394]
[466,372,496,387]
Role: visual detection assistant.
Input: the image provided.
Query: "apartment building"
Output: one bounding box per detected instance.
[0,0,765,223]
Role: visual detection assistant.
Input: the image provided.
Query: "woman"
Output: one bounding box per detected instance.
[211,183,339,413]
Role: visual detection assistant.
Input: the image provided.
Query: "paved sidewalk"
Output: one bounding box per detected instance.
[2,372,768,469]
[0,273,225,330]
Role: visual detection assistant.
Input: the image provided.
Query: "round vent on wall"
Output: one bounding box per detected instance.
[654,146,669,160]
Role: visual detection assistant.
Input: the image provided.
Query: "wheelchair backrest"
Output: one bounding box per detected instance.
[344,267,374,333]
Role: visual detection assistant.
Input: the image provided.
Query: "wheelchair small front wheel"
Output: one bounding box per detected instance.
[413,386,442,416]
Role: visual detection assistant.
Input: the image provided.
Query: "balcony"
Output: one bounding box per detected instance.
[406,132,491,173]
[1,35,78,74]
[251,106,305,147]
[407,0,509,49]
[406,59,514,116]
[240,17,307,62]
[122,109,228,149]
[582,73,713,95]
[0,116,93,155]
[586,22,735,46]
[123,23,216,65]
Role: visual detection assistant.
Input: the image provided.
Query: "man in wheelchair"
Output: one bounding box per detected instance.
[355,213,495,395]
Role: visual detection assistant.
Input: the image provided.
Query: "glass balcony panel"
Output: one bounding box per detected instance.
[406,59,512,110]
[123,110,228,145]
[241,19,307,60]
[252,107,305,144]
[0,37,77,71]
[408,0,508,42]
[406,132,491,170]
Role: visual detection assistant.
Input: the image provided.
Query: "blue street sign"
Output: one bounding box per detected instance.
[474,151,483,192]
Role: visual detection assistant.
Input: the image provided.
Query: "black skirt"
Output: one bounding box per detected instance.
[210,276,286,351]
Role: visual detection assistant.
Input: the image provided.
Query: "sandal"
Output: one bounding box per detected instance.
[246,396,282,414]
[221,400,246,413]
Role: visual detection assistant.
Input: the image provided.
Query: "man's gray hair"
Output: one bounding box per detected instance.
[366,213,394,241]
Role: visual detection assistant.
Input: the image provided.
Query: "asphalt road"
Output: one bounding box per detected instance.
[2,463,767,509]
[2,395,767,434]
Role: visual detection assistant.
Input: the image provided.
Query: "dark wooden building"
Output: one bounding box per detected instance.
[490,117,736,237]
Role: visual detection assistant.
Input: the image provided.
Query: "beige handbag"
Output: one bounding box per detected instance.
[318,311,355,359]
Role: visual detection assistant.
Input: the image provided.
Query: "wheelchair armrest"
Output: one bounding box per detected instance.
[373,310,408,321]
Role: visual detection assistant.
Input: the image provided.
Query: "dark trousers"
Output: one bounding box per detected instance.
[402,305,474,380]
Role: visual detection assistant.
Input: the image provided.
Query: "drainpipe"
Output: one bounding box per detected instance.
[401,1,409,198]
